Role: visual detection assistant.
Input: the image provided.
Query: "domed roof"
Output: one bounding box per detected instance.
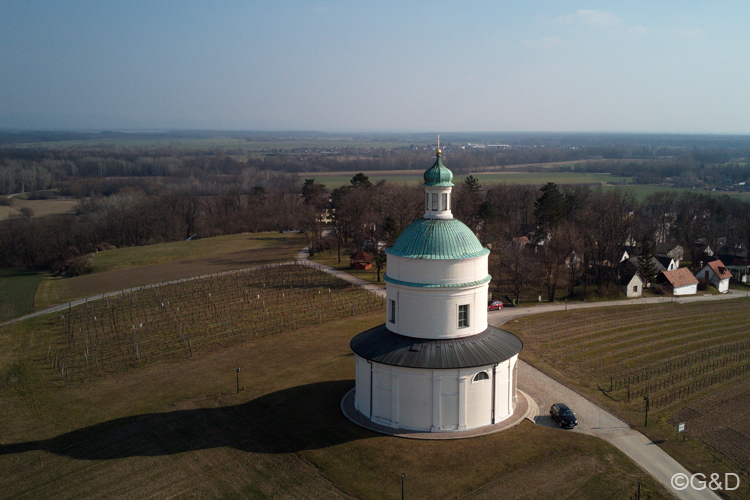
[386,218,488,260]
[423,152,454,187]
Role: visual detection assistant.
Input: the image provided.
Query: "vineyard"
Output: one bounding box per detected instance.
[509,298,750,411]
[42,263,384,384]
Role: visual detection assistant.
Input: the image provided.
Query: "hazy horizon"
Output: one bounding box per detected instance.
[3,1,749,134]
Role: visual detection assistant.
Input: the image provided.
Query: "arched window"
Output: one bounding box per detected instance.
[473,371,489,382]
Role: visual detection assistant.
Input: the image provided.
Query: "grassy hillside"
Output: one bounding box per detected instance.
[0,269,44,323]
[32,232,305,311]
[0,290,673,500]
[88,232,302,273]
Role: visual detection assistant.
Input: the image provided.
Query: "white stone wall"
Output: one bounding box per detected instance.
[387,254,488,286]
[674,283,698,296]
[699,265,730,293]
[622,275,643,298]
[354,355,518,432]
[385,283,488,339]
[423,186,453,220]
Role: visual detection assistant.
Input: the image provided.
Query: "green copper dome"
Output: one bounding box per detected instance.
[423,153,454,187]
[386,218,488,260]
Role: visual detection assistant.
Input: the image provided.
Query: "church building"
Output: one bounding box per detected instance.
[350,144,523,432]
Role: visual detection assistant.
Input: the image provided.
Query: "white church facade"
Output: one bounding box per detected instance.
[350,146,522,432]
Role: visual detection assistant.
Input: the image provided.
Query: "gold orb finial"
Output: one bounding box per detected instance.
[436,134,441,156]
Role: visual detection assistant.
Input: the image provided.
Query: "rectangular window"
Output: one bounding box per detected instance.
[389,299,396,323]
[432,193,438,211]
[633,285,638,293]
[425,192,429,211]
[442,193,448,211]
[458,304,469,328]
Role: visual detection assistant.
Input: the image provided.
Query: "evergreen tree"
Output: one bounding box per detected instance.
[350,172,372,188]
[463,174,481,193]
[638,237,658,284]
[534,182,565,233]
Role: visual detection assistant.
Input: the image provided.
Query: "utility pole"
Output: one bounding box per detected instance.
[401,473,405,500]
[236,367,241,394]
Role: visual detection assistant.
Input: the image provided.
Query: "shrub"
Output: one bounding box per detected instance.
[26,191,55,200]
[0,197,14,207]
[96,242,117,251]
[65,256,93,277]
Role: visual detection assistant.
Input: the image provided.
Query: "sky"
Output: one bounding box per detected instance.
[1,1,749,134]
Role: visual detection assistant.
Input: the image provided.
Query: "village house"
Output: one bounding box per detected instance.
[658,267,699,296]
[699,260,733,293]
[718,250,750,284]
[616,267,645,298]
[656,243,684,267]
[350,250,373,270]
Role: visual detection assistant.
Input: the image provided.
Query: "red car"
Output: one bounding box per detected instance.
[487,300,503,311]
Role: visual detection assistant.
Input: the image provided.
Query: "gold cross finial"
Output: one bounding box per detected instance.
[437,135,441,156]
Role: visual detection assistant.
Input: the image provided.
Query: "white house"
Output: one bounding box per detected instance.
[699,260,732,293]
[656,256,678,271]
[350,146,522,432]
[660,267,699,296]
[618,268,644,298]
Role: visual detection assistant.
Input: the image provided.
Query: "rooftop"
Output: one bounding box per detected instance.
[386,218,489,260]
[661,267,698,288]
[422,151,454,187]
[350,324,522,369]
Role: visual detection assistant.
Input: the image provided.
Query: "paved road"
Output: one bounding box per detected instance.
[517,360,720,500]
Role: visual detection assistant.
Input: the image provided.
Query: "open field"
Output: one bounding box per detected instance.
[0,269,44,323]
[302,170,616,189]
[43,264,384,383]
[89,232,303,274]
[4,136,413,152]
[505,298,750,499]
[0,196,79,219]
[0,282,673,499]
[300,169,750,202]
[33,232,305,310]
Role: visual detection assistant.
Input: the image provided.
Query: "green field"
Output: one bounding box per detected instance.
[306,170,750,203]
[89,232,302,273]
[0,269,44,323]
[304,171,617,189]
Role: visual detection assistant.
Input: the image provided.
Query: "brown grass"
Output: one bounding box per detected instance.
[35,233,305,309]
[506,298,750,499]
[0,197,79,220]
[0,305,675,499]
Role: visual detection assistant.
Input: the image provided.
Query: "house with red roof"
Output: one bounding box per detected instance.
[699,260,733,293]
[658,267,699,296]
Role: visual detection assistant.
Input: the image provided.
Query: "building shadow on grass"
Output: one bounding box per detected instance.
[0,379,373,460]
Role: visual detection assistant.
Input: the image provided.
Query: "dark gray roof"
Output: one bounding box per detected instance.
[350,324,522,369]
